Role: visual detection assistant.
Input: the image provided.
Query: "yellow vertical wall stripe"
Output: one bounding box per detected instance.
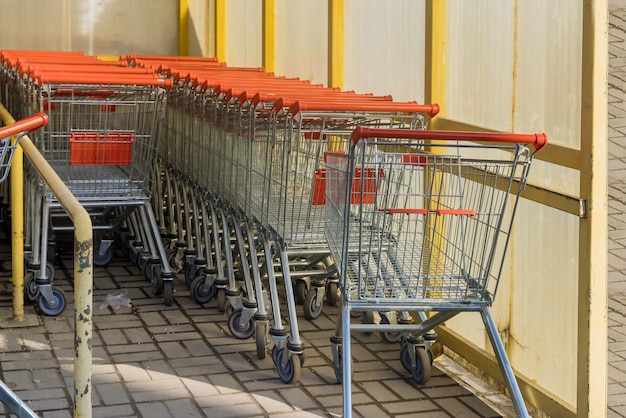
[263,0,276,73]
[215,0,226,62]
[425,0,446,121]
[179,0,189,56]
[328,0,344,89]
[578,0,608,416]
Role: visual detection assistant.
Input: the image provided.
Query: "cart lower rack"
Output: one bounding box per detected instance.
[325,126,547,418]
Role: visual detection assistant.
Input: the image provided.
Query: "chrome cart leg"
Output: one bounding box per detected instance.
[481,306,529,418]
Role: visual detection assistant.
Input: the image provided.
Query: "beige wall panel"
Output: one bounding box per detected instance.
[274,0,328,86]
[508,201,578,405]
[0,0,177,56]
[445,200,578,406]
[225,0,262,67]
[0,0,71,50]
[446,1,514,131]
[343,0,425,102]
[189,0,213,57]
[515,0,582,149]
[70,0,178,55]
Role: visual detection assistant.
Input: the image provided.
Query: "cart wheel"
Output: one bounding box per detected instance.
[295,281,306,305]
[216,289,227,312]
[150,265,163,296]
[400,345,431,384]
[276,349,301,384]
[163,280,174,306]
[228,309,255,339]
[303,288,323,320]
[119,240,130,258]
[46,262,56,281]
[400,344,411,371]
[271,345,280,365]
[361,311,375,335]
[137,255,149,271]
[255,322,267,359]
[185,265,198,286]
[25,272,39,302]
[326,281,338,307]
[37,289,66,316]
[168,250,184,271]
[379,314,402,343]
[190,276,214,304]
[93,244,113,267]
[333,349,343,384]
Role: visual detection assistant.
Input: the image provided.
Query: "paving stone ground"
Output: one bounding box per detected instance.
[0,234,507,418]
[610,2,626,418]
[0,4,623,417]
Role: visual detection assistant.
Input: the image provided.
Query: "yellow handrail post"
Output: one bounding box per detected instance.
[10,132,24,321]
[0,103,93,418]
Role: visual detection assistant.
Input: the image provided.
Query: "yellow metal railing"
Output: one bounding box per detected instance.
[0,103,94,418]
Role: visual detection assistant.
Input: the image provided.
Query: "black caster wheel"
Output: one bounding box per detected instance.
[37,289,67,316]
[275,348,301,384]
[190,276,215,304]
[228,309,255,339]
[93,244,113,267]
[303,288,323,320]
[400,345,431,384]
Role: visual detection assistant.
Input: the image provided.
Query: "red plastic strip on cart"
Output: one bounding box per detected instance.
[287,101,440,117]
[378,208,476,216]
[402,154,429,166]
[351,126,548,152]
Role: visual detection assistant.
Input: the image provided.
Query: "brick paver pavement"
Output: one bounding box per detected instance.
[2,3,625,417]
[610,1,626,417]
[0,235,507,418]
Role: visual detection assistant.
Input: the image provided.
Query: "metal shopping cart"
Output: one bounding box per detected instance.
[324,126,547,417]
[13,66,175,313]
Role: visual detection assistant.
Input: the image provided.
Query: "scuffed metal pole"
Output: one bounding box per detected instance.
[10,130,24,321]
[73,210,93,418]
[0,103,93,417]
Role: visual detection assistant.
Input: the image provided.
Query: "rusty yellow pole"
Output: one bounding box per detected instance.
[0,103,93,418]
[10,127,24,321]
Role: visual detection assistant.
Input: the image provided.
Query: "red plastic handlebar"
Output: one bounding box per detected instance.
[0,113,49,139]
[351,127,548,151]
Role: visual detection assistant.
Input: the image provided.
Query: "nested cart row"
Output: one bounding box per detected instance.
[0,50,176,313]
[0,50,546,417]
[127,54,440,384]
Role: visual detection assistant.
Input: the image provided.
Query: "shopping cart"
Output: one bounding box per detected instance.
[6,58,175,314]
[325,126,547,417]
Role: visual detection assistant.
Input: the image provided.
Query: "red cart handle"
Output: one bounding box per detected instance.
[0,113,49,139]
[351,126,548,151]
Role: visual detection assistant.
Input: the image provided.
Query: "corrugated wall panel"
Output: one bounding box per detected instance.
[515,0,582,149]
[446,1,515,131]
[274,0,328,86]
[226,0,263,67]
[510,201,579,406]
[343,0,426,103]
[188,0,213,57]
[0,0,178,56]
[443,0,582,406]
